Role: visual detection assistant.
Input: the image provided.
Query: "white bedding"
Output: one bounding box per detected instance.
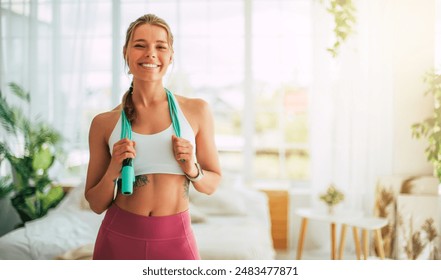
[0,178,275,260]
[0,186,102,260]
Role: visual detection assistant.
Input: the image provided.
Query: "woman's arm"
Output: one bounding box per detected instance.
[84,113,136,214]
[173,99,222,195]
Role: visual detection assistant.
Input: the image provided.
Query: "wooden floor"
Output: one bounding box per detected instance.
[275,249,360,260]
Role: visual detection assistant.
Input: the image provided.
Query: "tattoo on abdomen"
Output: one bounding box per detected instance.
[183,179,190,198]
[134,175,149,188]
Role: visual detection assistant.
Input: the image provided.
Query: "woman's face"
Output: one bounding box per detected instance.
[125,24,173,83]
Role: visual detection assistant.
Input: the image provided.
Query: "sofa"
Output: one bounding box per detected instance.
[0,175,276,260]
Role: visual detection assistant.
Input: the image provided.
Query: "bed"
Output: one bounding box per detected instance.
[0,176,276,260]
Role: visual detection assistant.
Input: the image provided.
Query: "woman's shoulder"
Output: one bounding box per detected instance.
[92,107,120,123]
[90,106,122,136]
[175,94,210,115]
[174,95,212,135]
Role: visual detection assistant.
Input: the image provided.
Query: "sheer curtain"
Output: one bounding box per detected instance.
[1,1,114,179]
[0,1,111,234]
[309,0,435,218]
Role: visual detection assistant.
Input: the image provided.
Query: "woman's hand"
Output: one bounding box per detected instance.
[172,135,198,177]
[108,138,136,180]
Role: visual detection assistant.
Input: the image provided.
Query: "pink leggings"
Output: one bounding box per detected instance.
[93,203,200,260]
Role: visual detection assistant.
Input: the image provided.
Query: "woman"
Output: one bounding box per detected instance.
[85,14,221,260]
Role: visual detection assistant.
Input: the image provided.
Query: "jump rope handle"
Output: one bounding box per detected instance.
[120,108,134,196]
[121,158,135,195]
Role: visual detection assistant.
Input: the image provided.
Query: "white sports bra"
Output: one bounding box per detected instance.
[108,93,195,176]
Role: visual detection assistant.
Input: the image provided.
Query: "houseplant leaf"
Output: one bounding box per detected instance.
[32,146,54,171]
[0,175,13,199]
[8,82,30,102]
[11,188,39,222]
[411,69,441,181]
[41,186,65,211]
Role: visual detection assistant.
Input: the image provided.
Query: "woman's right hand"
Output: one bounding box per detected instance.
[107,138,136,180]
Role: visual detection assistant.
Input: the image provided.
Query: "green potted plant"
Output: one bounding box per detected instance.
[0,82,65,225]
[411,69,441,181]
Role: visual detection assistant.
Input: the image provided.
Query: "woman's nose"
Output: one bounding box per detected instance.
[145,48,156,58]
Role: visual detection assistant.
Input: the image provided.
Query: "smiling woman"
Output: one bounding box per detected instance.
[84,14,222,260]
[124,24,173,86]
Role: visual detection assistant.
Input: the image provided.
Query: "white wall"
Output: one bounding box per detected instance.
[390,0,435,176]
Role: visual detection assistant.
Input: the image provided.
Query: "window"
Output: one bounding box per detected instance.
[251,0,311,181]
[168,0,312,183]
[170,0,247,177]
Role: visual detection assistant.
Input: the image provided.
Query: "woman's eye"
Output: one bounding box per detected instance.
[134,44,145,48]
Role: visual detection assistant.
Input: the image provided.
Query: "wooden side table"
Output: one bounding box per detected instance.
[295,208,363,260]
[339,217,388,260]
[260,189,289,250]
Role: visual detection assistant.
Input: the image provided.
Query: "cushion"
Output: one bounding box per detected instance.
[189,176,247,216]
[189,202,208,223]
[401,175,440,195]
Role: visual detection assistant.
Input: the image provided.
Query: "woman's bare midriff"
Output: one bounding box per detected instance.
[113,173,190,217]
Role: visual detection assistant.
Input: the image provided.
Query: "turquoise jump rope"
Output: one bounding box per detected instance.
[119,88,181,195]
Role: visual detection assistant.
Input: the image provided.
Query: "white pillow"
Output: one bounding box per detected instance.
[67,183,91,211]
[189,203,208,223]
[189,186,247,216]
[401,176,440,195]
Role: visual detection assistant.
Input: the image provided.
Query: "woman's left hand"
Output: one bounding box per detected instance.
[172,135,198,176]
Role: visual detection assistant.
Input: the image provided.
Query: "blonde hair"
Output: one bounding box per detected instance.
[121,14,174,122]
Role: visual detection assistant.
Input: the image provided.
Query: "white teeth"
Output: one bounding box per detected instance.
[141,63,158,68]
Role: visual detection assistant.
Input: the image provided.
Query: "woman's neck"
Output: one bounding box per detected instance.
[131,80,166,107]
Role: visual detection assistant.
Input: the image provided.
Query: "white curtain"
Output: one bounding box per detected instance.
[1,1,114,176]
[0,0,108,234]
[309,0,435,252]
[0,0,111,148]
[309,0,435,218]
